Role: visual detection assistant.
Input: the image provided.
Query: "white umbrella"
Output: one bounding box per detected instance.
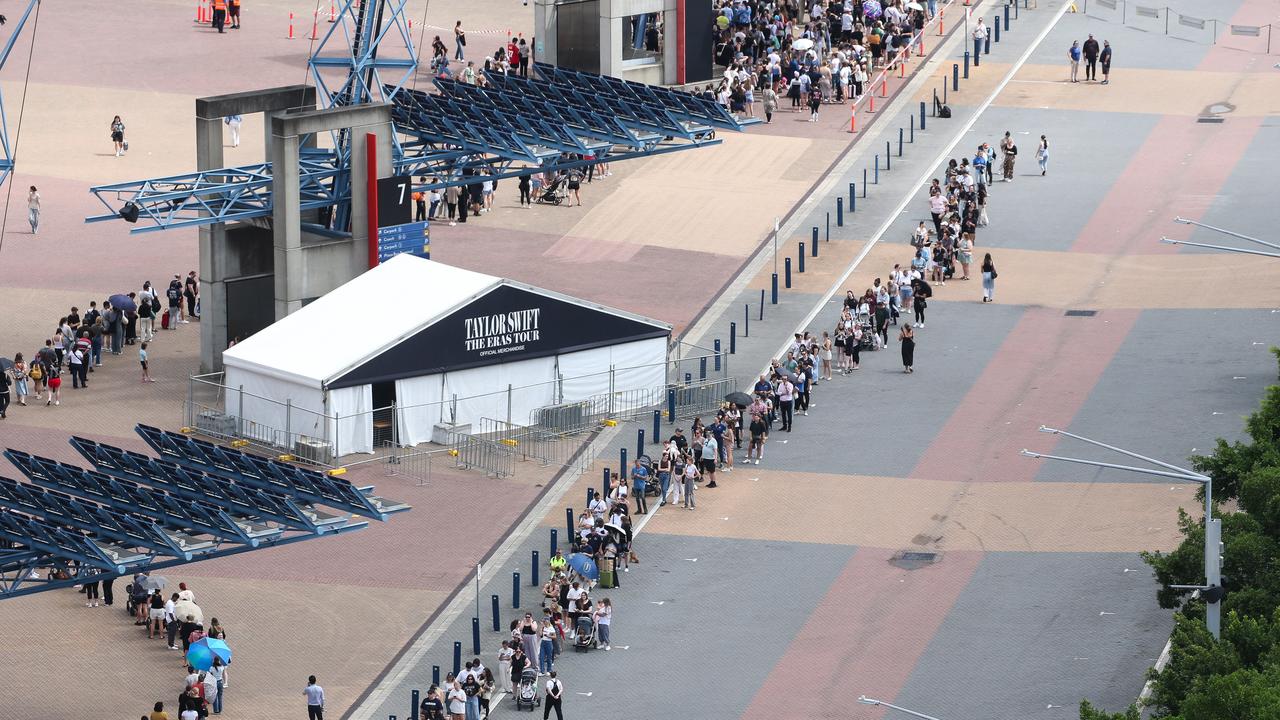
[792,38,814,52]
[906,1,924,10]
[174,599,204,626]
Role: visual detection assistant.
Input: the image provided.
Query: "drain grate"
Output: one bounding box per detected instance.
[890,550,940,571]
[1197,117,1225,124]
[1064,309,1097,317]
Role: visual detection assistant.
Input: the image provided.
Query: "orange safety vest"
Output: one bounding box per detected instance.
[213,0,226,11]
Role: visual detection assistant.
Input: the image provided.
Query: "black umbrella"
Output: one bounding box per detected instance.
[724,391,753,407]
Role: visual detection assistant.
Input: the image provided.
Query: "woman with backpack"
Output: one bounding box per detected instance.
[110,115,126,157]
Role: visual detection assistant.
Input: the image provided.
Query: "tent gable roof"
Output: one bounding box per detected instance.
[330,282,669,388]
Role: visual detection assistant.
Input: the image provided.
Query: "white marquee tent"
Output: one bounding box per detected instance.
[220,255,670,455]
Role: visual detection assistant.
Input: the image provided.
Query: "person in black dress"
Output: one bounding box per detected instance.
[899,324,915,373]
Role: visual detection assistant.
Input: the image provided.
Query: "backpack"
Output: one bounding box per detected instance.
[938,104,952,119]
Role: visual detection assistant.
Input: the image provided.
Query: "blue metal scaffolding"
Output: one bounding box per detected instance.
[0,426,407,600]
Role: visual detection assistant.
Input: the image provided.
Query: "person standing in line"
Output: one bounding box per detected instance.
[1068,41,1081,83]
[11,353,29,407]
[681,456,697,509]
[140,342,156,383]
[446,679,466,720]
[0,363,10,419]
[518,38,530,77]
[518,174,531,207]
[454,21,466,60]
[1100,41,1112,84]
[111,115,126,156]
[167,277,184,326]
[304,676,325,720]
[1082,34,1100,81]
[631,459,648,515]
[225,114,242,147]
[26,186,39,233]
[700,432,719,488]
[44,354,62,406]
[1000,131,1017,182]
[899,324,915,373]
[542,672,563,720]
[1036,135,1049,176]
[594,599,612,650]
[228,0,241,29]
[497,641,514,694]
[68,344,85,389]
[185,271,200,319]
[775,376,795,432]
[981,252,997,302]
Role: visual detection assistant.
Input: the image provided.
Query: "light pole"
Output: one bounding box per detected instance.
[1160,216,1280,258]
[1021,425,1222,639]
[858,695,946,720]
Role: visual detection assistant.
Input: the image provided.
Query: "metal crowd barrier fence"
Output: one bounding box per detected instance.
[1078,0,1274,52]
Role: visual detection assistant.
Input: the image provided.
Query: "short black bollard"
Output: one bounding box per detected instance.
[898,128,904,156]
[729,323,736,354]
[713,340,721,372]
[862,169,868,195]
[652,409,660,440]
[491,594,501,631]
[453,641,462,676]
[412,689,420,720]
[699,356,706,380]
[433,665,441,688]
[836,197,844,226]
[910,115,915,143]
[932,89,938,116]
[668,387,676,421]
[784,258,792,288]
[825,212,830,242]
[885,142,891,170]
[472,617,481,655]
[953,63,960,90]
[565,507,574,542]
[512,572,520,608]
[798,243,806,272]
[637,427,645,457]
[744,303,750,336]
[762,286,768,313]
[920,100,926,130]
[811,227,819,256]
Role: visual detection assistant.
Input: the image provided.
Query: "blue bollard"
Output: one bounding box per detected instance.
[685,372,692,384]
[698,356,706,380]
[785,258,792,288]
[886,141,891,170]
[637,427,645,457]
[862,169,868,195]
[531,550,540,587]
[769,275,777,305]
[910,115,915,143]
[954,63,960,90]
[963,52,969,79]
[920,100,926,130]
[836,197,843,226]
[412,689,420,720]
[565,508,574,542]
[472,617,481,655]
[713,340,721,372]
[729,323,736,354]
[899,128,904,155]
[811,227,819,256]
[825,212,830,242]
[512,573,520,609]
[994,16,1000,42]
[550,528,558,555]
[851,181,857,211]
[453,641,462,676]
[798,243,806,272]
[653,409,661,439]
[985,36,991,54]
[433,665,441,688]
[744,303,750,337]
[620,447,628,477]
[1004,4,1009,29]
[491,594,500,630]
[602,467,610,499]
[875,155,880,184]
[668,386,676,421]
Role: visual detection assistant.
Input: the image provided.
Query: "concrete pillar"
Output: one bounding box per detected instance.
[195,115,228,373]
[271,131,305,320]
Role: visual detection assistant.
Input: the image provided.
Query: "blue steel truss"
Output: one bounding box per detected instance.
[84,0,753,235]
[0,425,406,600]
[0,0,41,190]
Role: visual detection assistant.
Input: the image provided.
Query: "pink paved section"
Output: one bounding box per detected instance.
[740,548,983,720]
[912,307,1140,484]
[1069,115,1261,256]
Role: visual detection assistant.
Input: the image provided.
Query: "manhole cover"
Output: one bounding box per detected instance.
[1064,309,1097,317]
[890,550,941,570]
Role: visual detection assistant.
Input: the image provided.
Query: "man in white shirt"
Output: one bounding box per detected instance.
[543,671,564,720]
[588,492,608,520]
[304,675,325,720]
[972,18,988,59]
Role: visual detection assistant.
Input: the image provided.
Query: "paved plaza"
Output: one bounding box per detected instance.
[0,0,1277,718]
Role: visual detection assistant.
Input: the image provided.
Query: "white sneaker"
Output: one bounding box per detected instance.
[603,645,610,651]
[755,459,761,465]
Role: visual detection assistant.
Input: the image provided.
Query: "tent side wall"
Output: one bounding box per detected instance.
[223,366,327,447]
[326,384,374,455]
[556,336,668,409]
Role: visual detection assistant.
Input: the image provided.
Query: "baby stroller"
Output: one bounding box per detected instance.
[515,667,541,710]
[634,455,662,497]
[537,175,567,206]
[573,614,597,652]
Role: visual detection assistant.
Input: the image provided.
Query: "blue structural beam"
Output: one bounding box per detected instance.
[0,0,42,191]
[135,425,409,521]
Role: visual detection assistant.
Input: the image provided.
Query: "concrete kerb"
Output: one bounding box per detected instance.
[760,0,1075,372]
[345,423,622,720]
[681,0,1003,358]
